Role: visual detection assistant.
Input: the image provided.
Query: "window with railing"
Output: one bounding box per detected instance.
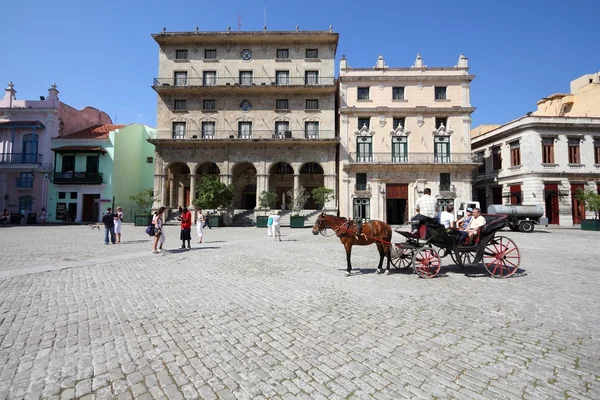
[492,146,502,170]
[172,122,186,139]
[174,99,186,111]
[392,136,407,162]
[357,87,370,100]
[357,136,373,162]
[477,152,485,174]
[305,99,319,110]
[239,71,253,85]
[203,99,216,110]
[305,122,319,139]
[435,86,447,100]
[434,136,450,163]
[276,71,289,85]
[305,71,319,85]
[201,122,215,139]
[175,49,188,60]
[22,133,38,163]
[276,99,289,110]
[568,138,581,164]
[356,173,367,191]
[276,49,289,59]
[595,139,600,164]
[510,141,521,167]
[392,87,405,100]
[439,173,451,191]
[306,49,318,59]
[174,71,187,86]
[238,122,252,139]
[542,137,555,163]
[16,172,34,188]
[353,198,370,219]
[204,49,216,59]
[203,71,216,86]
[358,117,370,130]
[275,122,289,138]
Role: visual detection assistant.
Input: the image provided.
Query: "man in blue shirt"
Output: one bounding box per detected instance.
[102,207,118,245]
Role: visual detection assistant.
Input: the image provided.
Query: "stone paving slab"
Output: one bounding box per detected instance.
[0,224,599,399]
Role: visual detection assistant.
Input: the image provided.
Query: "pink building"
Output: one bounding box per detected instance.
[0,82,111,221]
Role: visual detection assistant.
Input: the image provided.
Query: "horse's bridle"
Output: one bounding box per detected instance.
[315,214,335,237]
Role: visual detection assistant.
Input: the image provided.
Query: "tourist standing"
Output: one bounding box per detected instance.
[196,208,204,244]
[0,209,8,227]
[39,207,47,225]
[271,210,282,242]
[152,206,166,253]
[21,207,30,225]
[114,207,124,243]
[267,212,274,237]
[102,207,117,245]
[180,207,192,249]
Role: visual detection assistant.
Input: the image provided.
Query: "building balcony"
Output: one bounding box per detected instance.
[15,178,34,189]
[152,76,336,94]
[348,152,478,165]
[160,130,336,140]
[54,172,103,185]
[0,153,42,164]
[354,183,372,197]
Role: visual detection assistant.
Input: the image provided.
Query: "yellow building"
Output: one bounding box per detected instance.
[338,54,477,224]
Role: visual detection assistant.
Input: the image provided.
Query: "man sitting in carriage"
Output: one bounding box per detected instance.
[457,207,486,245]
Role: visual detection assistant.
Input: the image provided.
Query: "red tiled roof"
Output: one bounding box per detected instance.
[57,124,125,139]
[51,146,107,153]
[0,120,45,128]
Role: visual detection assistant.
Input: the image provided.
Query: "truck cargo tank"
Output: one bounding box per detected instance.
[487,204,544,218]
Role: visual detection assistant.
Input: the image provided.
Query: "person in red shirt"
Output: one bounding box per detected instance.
[179,207,192,249]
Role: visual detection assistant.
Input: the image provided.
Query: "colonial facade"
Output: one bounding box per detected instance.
[149,29,339,218]
[338,54,476,224]
[472,73,600,227]
[0,82,112,219]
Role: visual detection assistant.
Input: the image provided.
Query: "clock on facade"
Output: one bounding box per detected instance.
[241,49,252,61]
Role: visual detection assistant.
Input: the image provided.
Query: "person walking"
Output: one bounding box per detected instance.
[271,210,282,242]
[196,208,205,243]
[179,207,192,249]
[0,209,8,227]
[39,207,47,225]
[267,212,274,237]
[114,207,124,243]
[152,206,166,253]
[21,207,30,225]
[102,207,117,245]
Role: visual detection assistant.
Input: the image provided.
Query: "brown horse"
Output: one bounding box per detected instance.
[312,212,393,276]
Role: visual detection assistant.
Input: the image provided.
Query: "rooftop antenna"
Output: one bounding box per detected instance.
[264,7,267,31]
[114,114,117,124]
[238,14,242,31]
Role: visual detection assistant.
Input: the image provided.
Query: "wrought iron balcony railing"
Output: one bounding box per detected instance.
[348,152,478,164]
[54,172,103,185]
[153,76,336,88]
[15,178,34,188]
[0,153,42,164]
[355,183,371,192]
[159,130,336,140]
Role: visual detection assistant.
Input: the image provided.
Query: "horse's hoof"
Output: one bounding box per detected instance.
[376,269,382,274]
[345,272,352,277]
[385,270,391,276]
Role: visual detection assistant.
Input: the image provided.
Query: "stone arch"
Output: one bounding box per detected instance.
[268,162,294,209]
[231,162,257,209]
[166,162,191,208]
[299,162,325,210]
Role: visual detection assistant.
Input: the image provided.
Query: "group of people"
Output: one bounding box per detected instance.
[266,210,282,241]
[0,207,47,226]
[149,206,210,254]
[101,207,124,244]
[412,188,486,244]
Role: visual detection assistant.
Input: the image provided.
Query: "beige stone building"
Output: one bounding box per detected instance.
[472,73,600,227]
[149,29,339,220]
[338,54,477,224]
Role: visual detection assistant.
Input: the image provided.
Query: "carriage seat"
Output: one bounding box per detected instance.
[395,224,427,240]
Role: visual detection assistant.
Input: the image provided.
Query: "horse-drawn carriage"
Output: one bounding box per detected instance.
[312,213,521,278]
[390,214,521,278]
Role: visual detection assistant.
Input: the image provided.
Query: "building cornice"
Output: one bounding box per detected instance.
[339,106,476,115]
[339,75,474,83]
[152,30,339,47]
[472,116,600,148]
[148,138,339,148]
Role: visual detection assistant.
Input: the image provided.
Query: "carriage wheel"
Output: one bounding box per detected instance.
[483,236,521,278]
[455,249,478,268]
[412,248,441,278]
[391,251,413,269]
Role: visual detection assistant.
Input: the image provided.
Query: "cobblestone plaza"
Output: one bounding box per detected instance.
[0,224,599,399]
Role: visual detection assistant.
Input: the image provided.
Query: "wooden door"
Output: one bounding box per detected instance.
[82,194,100,222]
[544,184,559,225]
[510,185,522,205]
[571,184,585,224]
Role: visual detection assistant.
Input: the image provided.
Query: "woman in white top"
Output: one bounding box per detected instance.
[271,210,282,242]
[114,207,124,243]
[196,208,205,243]
[439,205,456,229]
[152,206,166,253]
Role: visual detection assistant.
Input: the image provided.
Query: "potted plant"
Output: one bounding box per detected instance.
[256,191,277,228]
[192,176,234,227]
[129,188,156,226]
[575,188,600,231]
[286,185,310,228]
[311,187,335,211]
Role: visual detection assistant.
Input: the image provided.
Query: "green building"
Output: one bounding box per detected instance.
[48,124,156,223]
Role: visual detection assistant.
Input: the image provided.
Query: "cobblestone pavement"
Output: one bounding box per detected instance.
[0,224,599,399]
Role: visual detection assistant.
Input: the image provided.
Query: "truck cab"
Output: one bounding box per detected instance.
[457,201,480,219]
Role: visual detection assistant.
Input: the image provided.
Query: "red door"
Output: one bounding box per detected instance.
[510,185,521,205]
[544,184,559,225]
[571,184,586,224]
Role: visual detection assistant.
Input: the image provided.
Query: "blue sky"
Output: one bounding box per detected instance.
[1,0,597,128]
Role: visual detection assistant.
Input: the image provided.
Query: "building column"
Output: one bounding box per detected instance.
[169,178,175,208]
[255,174,267,210]
[220,173,232,185]
[0,172,7,211]
[323,173,337,211]
[559,180,573,227]
[159,175,167,208]
[293,174,300,193]
[189,174,196,209]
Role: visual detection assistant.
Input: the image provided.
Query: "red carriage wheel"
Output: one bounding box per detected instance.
[482,236,521,278]
[412,247,441,278]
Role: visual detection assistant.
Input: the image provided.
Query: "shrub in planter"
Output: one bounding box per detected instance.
[257,191,277,228]
[192,176,234,226]
[575,188,600,231]
[312,187,335,211]
[129,189,156,226]
[287,186,310,228]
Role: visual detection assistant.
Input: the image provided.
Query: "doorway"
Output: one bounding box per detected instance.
[386,199,407,224]
[67,203,78,223]
[242,184,256,210]
[571,184,585,224]
[353,198,370,220]
[492,186,503,205]
[276,186,292,210]
[82,194,100,222]
[476,188,487,213]
[544,184,559,225]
